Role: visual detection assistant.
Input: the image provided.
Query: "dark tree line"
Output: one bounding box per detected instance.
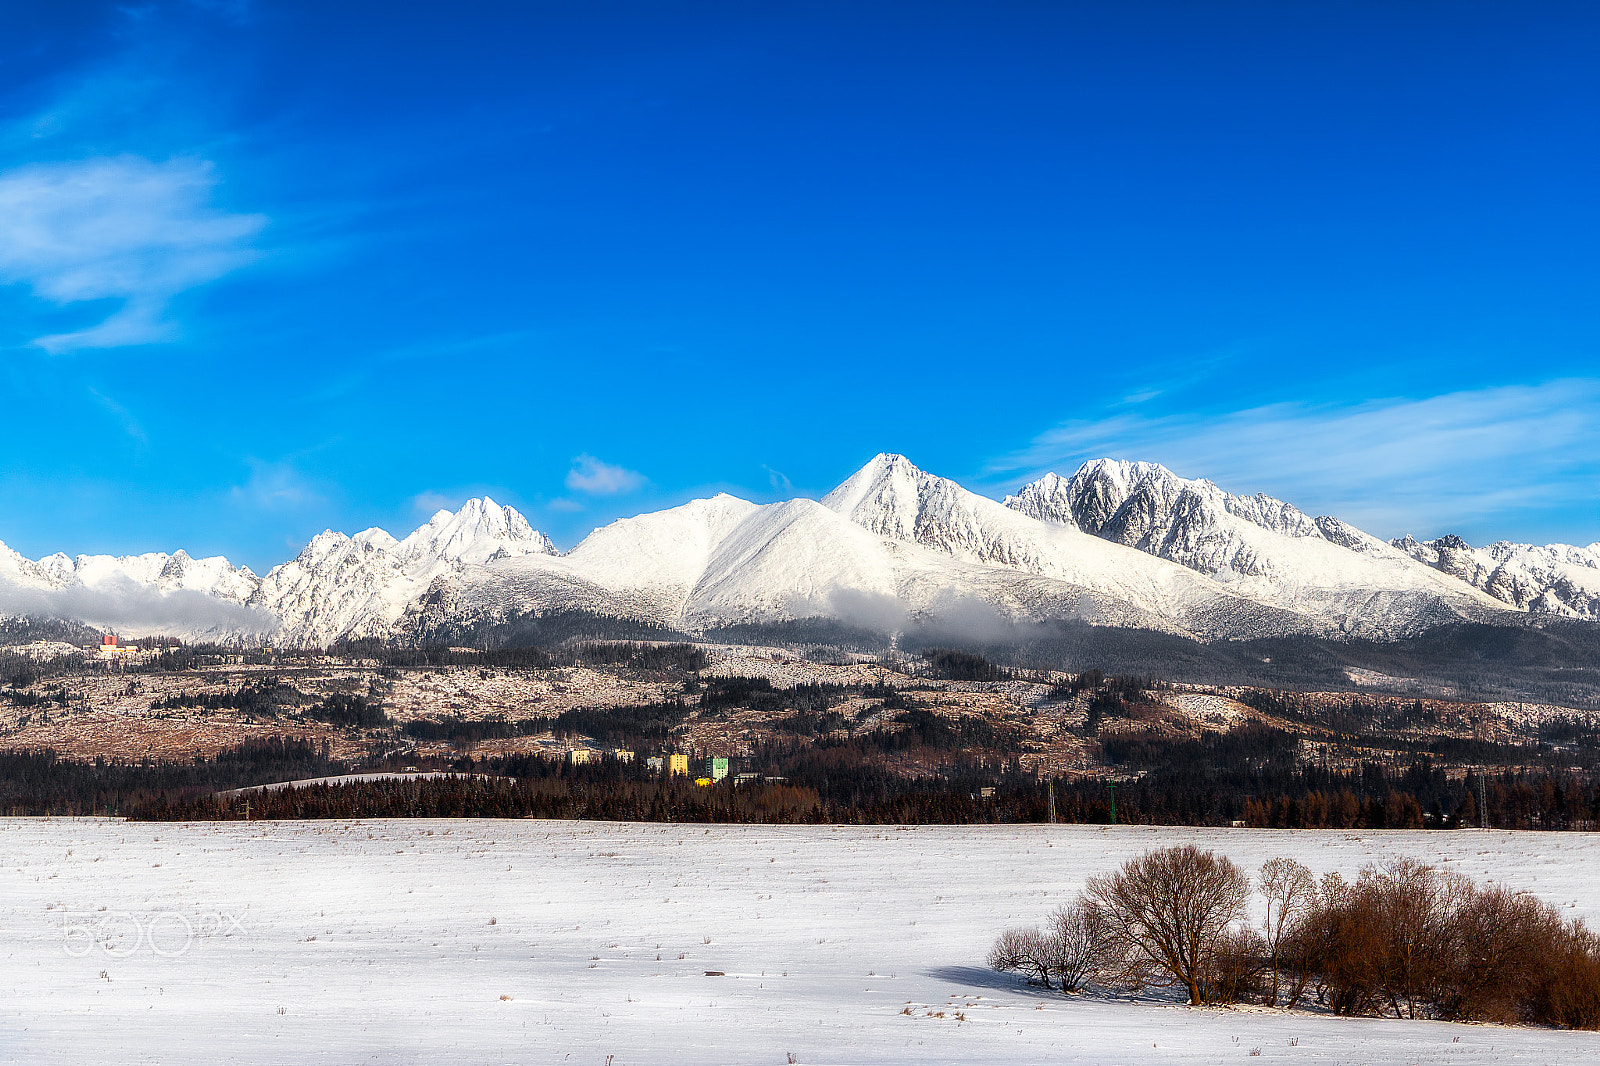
[327,639,557,670]
[573,642,709,673]
[920,648,1013,682]
[0,738,343,815]
[151,679,304,715]
[130,773,823,824]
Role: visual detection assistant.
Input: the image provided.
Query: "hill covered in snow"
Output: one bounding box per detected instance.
[2,454,1593,648]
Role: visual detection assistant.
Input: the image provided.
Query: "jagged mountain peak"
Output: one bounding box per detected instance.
[996,459,1511,623]
[821,453,1041,558]
[1002,471,1078,528]
[819,453,935,525]
[395,497,555,566]
[1009,458,1332,547]
[1392,534,1600,617]
[353,527,399,550]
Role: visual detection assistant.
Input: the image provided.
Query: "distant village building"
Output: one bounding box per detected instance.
[646,756,665,773]
[733,772,762,786]
[95,634,145,660]
[668,753,689,777]
[704,757,729,782]
[568,748,596,766]
[612,748,635,763]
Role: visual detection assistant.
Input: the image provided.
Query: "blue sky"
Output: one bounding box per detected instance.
[1,1,1597,571]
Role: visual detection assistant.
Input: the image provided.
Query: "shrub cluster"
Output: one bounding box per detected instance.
[990,845,1600,1029]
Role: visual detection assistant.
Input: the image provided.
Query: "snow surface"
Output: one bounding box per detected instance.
[4,819,1600,1065]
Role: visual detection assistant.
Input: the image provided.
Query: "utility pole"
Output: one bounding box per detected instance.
[1047,778,1057,825]
[1108,782,1117,826]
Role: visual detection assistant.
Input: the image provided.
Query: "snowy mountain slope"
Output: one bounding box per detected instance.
[1000,459,1508,633]
[415,456,1380,645]
[0,498,556,646]
[821,454,1236,613]
[2,457,1592,647]
[826,454,1503,639]
[398,494,765,637]
[405,490,1217,643]
[0,540,270,640]
[1392,535,1600,619]
[685,495,1200,632]
[250,498,556,646]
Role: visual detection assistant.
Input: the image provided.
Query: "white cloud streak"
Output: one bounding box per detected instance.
[990,380,1600,541]
[229,460,323,512]
[0,155,265,351]
[565,455,645,496]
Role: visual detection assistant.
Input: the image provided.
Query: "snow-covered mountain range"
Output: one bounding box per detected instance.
[0,455,1592,647]
[0,498,554,645]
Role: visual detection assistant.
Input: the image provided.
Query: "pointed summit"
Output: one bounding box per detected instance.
[821,453,942,541]
[821,453,1082,572]
[395,497,556,566]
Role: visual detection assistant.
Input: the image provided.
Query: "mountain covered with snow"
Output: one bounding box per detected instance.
[1,455,1592,648]
[0,498,554,644]
[999,459,1500,629]
[402,455,1508,647]
[1390,535,1600,619]
[249,498,556,646]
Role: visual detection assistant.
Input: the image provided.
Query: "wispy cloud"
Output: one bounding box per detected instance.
[86,387,148,447]
[762,464,794,495]
[989,380,1600,541]
[0,156,265,352]
[565,454,646,496]
[229,459,323,512]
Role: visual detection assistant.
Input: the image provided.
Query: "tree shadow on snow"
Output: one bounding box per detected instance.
[925,966,1191,1007]
[925,965,1060,999]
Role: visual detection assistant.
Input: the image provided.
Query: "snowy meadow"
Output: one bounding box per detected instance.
[4,819,1599,1065]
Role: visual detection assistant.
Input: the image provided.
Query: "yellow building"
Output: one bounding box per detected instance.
[668,753,689,777]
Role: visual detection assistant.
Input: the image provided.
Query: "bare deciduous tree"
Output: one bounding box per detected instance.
[988,926,1057,990]
[1259,857,1316,1006]
[989,896,1115,994]
[1085,844,1251,1005]
[1047,898,1113,993]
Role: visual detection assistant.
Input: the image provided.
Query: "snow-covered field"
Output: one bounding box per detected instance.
[4,820,1599,1065]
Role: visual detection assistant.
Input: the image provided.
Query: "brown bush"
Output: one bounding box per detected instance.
[1259,857,1316,1007]
[1525,924,1600,1029]
[988,926,1057,990]
[1203,928,1269,1005]
[1290,858,1600,1028]
[989,850,1600,1030]
[1438,883,1562,1023]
